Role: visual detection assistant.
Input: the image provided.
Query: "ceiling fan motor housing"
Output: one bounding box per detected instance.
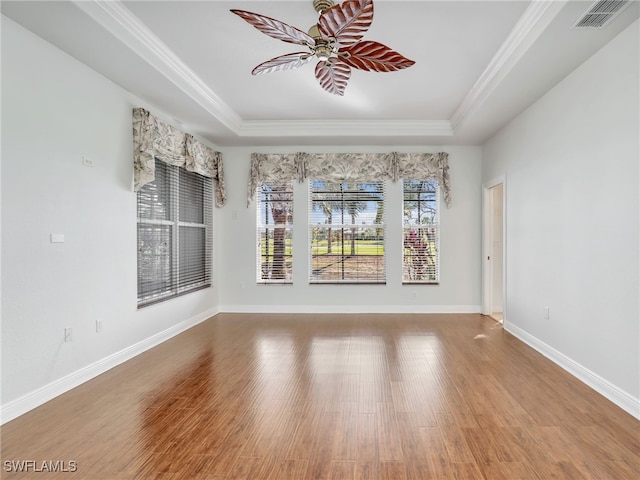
[313,0,335,13]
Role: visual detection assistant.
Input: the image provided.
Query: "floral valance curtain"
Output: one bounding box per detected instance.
[132,108,226,207]
[247,151,450,207]
[394,152,451,206]
[247,153,299,206]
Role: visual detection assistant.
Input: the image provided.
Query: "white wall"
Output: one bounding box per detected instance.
[1,17,219,421]
[482,20,639,415]
[217,146,482,313]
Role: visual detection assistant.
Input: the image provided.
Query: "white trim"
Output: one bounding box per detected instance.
[450,0,566,129]
[237,119,454,138]
[506,323,640,420]
[481,175,507,322]
[218,304,481,314]
[0,307,220,425]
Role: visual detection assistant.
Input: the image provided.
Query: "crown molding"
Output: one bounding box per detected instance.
[72,0,242,132]
[237,119,453,137]
[73,0,538,141]
[70,1,454,141]
[450,0,567,130]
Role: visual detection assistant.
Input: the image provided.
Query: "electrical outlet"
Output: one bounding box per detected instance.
[544,307,550,320]
[64,327,73,342]
[96,319,103,333]
[410,290,417,299]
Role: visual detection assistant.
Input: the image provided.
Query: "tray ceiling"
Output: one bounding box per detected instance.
[2,0,638,146]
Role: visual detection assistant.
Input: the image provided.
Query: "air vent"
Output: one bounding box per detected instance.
[574,0,632,28]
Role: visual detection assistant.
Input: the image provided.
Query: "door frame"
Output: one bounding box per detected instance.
[482,175,506,324]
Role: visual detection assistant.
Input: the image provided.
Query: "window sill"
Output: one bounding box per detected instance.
[137,283,211,309]
[309,281,387,285]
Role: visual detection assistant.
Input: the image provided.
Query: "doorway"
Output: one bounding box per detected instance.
[483,178,505,323]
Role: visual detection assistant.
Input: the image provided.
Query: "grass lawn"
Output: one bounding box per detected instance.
[311,240,384,255]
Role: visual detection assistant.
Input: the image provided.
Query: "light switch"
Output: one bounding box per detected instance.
[50,234,65,243]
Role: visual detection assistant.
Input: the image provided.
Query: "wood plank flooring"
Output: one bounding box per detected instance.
[1,313,638,479]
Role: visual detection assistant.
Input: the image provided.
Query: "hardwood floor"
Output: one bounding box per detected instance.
[1,313,638,479]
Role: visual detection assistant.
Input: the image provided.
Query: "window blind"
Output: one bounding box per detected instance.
[256,181,293,284]
[137,159,212,307]
[309,181,385,284]
[402,179,439,283]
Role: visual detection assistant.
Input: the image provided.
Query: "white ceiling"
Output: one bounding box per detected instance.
[2,0,638,147]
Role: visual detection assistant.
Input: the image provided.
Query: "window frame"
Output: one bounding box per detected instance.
[256,180,294,285]
[137,159,212,307]
[402,179,440,285]
[309,180,386,285]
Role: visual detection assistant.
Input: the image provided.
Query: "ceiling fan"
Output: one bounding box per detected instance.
[231,0,415,96]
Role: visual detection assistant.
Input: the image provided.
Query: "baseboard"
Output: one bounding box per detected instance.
[0,307,219,425]
[506,323,640,420]
[218,304,481,314]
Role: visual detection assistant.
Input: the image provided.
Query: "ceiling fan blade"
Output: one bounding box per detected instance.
[341,41,415,72]
[318,0,373,46]
[315,60,351,96]
[252,53,313,75]
[231,9,315,46]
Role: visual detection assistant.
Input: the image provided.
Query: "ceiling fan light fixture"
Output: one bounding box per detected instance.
[314,44,333,61]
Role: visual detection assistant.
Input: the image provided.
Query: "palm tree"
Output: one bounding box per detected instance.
[321,203,334,253]
[311,181,345,254]
[262,182,292,280]
[343,185,368,255]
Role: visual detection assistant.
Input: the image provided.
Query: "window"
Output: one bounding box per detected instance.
[257,181,293,284]
[403,179,439,283]
[137,159,212,307]
[310,180,385,283]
